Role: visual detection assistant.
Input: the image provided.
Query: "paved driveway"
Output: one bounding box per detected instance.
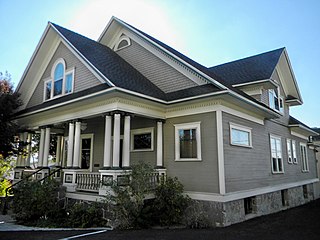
[1,199,319,240]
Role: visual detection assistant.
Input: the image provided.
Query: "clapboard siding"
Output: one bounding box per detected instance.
[27,42,102,108]
[223,112,317,193]
[116,40,199,93]
[164,112,219,193]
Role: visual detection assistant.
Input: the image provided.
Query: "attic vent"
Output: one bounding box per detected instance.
[114,35,131,51]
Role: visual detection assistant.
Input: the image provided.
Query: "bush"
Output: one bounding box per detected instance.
[153,177,190,226]
[184,200,210,229]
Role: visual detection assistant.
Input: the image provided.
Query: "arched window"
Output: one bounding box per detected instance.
[54,62,64,96]
[114,35,131,51]
[44,58,74,101]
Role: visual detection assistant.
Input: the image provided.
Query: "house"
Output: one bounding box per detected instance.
[13,16,319,227]
[312,128,320,198]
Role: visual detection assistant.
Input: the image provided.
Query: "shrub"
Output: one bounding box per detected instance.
[153,177,190,226]
[184,200,210,229]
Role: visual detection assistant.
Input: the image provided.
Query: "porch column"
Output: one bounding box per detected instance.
[38,128,45,167]
[56,135,62,166]
[73,121,81,168]
[42,127,51,167]
[112,113,121,168]
[26,133,32,167]
[156,121,164,168]
[67,122,74,168]
[103,115,112,168]
[122,115,131,168]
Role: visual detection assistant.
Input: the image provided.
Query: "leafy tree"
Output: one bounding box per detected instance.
[0,71,22,158]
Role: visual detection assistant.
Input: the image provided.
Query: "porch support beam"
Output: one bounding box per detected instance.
[56,135,62,166]
[73,121,82,168]
[26,132,32,167]
[67,122,74,168]
[42,127,51,167]
[38,128,45,167]
[156,121,164,168]
[122,115,131,168]
[103,115,112,168]
[112,113,121,168]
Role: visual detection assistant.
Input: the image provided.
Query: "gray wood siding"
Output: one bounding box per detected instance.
[116,40,199,93]
[164,112,219,193]
[223,112,317,193]
[27,42,102,108]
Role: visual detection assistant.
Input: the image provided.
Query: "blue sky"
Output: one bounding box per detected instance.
[0,0,319,127]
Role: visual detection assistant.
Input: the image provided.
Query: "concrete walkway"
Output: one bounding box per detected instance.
[0,214,39,231]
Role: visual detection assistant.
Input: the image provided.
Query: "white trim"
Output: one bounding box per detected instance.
[185,178,319,202]
[217,110,225,194]
[65,67,75,94]
[286,138,293,164]
[292,139,298,164]
[80,133,94,172]
[232,79,278,88]
[291,130,309,140]
[130,127,154,152]
[269,134,284,174]
[300,142,309,172]
[65,192,105,202]
[229,123,252,148]
[114,35,131,51]
[174,122,202,161]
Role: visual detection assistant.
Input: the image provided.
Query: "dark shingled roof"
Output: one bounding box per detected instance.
[289,116,315,133]
[207,48,285,86]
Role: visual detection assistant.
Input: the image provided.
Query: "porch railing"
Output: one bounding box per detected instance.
[147,171,166,190]
[76,173,101,192]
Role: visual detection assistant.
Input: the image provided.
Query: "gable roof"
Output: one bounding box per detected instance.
[208,48,285,86]
[289,116,318,136]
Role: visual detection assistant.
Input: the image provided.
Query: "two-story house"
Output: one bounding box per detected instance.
[13,16,319,226]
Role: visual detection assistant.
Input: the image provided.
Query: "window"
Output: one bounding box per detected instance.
[292,140,297,164]
[230,123,252,147]
[175,122,201,161]
[80,134,93,170]
[44,58,74,101]
[287,139,293,164]
[114,35,131,51]
[300,143,309,172]
[244,197,256,215]
[269,88,284,113]
[131,127,154,152]
[270,135,284,173]
[281,190,289,207]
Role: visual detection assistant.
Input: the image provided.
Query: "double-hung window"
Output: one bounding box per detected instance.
[292,140,297,164]
[270,135,284,173]
[287,139,293,164]
[175,122,201,161]
[269,88,284,113]
[300,143,309,172]
[230,123,252,147]
[44,58,74,101]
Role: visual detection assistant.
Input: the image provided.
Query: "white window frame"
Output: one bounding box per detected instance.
[130,127,154,152]
[80,134,94,172]
[300,143,309,172]
[43,58,75,102]
[229,123,252,148]
[114,35,131,51]
[174,122,202,161]
[292,140,298,164]
[268,88,284,114]
[270,135,284,174]
[287,139,293,164]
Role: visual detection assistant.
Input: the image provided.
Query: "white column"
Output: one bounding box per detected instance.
[26,133,32,167]
[38,128,45,167]
[67,122,74,168]
[16,133,24,167]
[56,135,62,166]
[73,121,81,168]
[103,115,112,168]
[42,127,51,167]
[112,114,121,168]
[156,121,163,168]
[122,115,131,168]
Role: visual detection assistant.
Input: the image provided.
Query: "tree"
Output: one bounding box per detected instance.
[0,71,22,158]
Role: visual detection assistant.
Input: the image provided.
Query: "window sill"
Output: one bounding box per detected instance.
[230,143,252,148]
[131,149,154,152]
[272,171,284,175]
[175,158,202,162]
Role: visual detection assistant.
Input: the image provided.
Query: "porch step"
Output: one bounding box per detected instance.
[66,192,105,202]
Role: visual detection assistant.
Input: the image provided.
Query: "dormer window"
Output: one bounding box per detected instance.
[269,88,284,113]
[44,58,74,101]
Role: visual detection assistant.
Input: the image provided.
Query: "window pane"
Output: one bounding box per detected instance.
[134,133,151,150]
[65,73,73,94]
[45,81,52,100]
[179,129,197,158]
[231,128,250,146]
[81,138,91,169]
[54,79,62,96]
[54,63,64,80]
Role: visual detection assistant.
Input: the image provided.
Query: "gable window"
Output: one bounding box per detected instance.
[300,143,309,172]
[269,88,284,113]
[270,135,284,173]
[131,127,154,152]
[230,123,252,147]
[292,140,297,164]
[175,122,201,161]
[44,58,74,101]
[114,35,131,51]
[287,139,293,164]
